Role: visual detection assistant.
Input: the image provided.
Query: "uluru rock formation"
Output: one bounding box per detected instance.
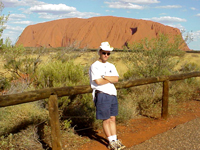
[16,16,190,50]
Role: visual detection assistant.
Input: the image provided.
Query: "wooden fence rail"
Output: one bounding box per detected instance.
[0,71,200,150]
[0,71,200,108]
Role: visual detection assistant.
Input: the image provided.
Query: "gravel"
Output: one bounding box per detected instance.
[128,117,200,150]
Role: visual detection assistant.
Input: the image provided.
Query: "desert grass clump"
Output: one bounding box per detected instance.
[0,101,48,136]
[136,84,163,118]
[117,88,140,123]
[0,125,44,150]
[35,60,89,88]
[61,93,96,130]
[0,76,10,92]
[117,85,163,119]
[179,62,200,73]
[170,78,200,103]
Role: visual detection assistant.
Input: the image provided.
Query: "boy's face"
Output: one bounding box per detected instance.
[100,50,110,63]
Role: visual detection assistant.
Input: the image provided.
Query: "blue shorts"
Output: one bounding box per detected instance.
[94,92,118,120]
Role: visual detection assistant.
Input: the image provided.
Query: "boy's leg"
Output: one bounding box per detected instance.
[103,118,112,137]
[109,116,116,136]
[102,116,116,138]
[103,117,119,150]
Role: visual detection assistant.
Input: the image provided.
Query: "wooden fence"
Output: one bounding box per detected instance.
[0,71,200,150]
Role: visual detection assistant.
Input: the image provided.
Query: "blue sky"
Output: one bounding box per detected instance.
[1,0,200,50]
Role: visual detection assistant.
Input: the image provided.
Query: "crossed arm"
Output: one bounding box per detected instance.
[94,76,119,85]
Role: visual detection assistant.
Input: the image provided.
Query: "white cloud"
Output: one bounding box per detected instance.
[105,2,144,9]
[148,16,187,24]
[2,30,21,43]
[196,13,200,17]
[64,11,100,18]
[159,13,167,15]
[190,7,197,10]
[2,0,23,7]
[2,0,45,7]
[155,5,182,9]
[6,25,24,31]
[119,0,160,4]
[167,23,185,31]
[9,14,26,20]
[192,30,200,42]
[188,31,200,50]
[2,25,25,43]
[37,12,100,20]
[29,4,76,14]
[105,0,161,10]
[13,21,33,25]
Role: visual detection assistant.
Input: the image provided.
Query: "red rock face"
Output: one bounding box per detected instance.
[16,16,190,50]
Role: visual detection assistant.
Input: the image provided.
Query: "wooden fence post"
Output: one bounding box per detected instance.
[161,80,169,119]
[48,94,63,150]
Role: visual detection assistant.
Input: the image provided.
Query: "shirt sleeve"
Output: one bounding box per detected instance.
[90,64,101,81]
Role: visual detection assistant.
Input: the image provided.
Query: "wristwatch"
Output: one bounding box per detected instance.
[101,75,105,79]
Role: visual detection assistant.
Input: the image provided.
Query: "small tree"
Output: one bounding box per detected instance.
[122,33,185,79]
[3,42,41,88]
[0,2,9,49]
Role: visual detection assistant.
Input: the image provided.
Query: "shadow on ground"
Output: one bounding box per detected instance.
[76,129,109,147]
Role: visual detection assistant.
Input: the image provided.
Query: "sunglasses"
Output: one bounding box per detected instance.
[102,52,110,56]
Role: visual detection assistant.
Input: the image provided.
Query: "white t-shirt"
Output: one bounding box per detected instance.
[89,60,119,100]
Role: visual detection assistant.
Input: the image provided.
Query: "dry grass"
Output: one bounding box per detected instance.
[73,52,200,78]
[1,51,200,78]
[175,53,200,70]
[0,59,6,74]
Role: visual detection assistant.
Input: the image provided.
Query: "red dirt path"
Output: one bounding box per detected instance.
[77,99,200,150]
